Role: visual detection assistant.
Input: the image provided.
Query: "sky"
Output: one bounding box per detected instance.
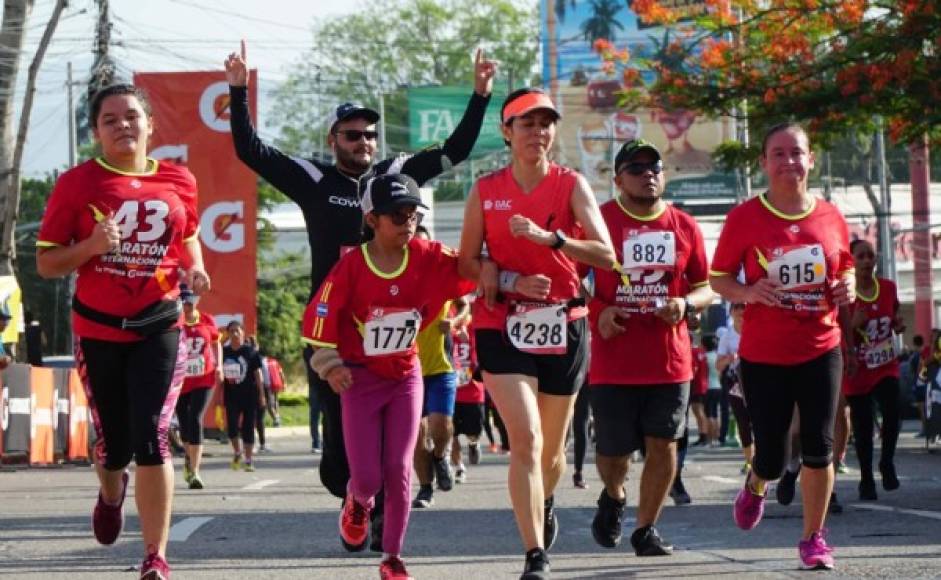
[12,0,357,177]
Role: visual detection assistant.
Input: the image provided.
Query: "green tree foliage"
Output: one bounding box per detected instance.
[267,0,538,157]
[256,252,309,376]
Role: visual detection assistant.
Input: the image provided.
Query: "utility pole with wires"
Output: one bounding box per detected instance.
[88,0,115,99]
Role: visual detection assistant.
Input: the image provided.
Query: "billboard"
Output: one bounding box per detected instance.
[408,86,507,154]
[541,0,739,201]
[134,71,258,332]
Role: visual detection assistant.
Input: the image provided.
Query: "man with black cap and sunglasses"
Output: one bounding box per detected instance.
[586,139,713,558]
[223,41,495,541]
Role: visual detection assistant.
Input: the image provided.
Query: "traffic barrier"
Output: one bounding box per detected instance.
[2,364,31,456]
[0,363,92,465]
[29,367,55,465]
[67,368,90,462]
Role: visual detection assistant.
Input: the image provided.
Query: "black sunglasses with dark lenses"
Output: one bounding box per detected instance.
[336,129,379,141]
[619,160,663,176]
[382,210,423,226]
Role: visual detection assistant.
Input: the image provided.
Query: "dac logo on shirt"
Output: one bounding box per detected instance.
[482,199,512,211]
[200,201,245,253]
[199,81,232,133]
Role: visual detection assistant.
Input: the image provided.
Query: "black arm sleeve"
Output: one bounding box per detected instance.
[399,91,491,185]
[228,85,327,203]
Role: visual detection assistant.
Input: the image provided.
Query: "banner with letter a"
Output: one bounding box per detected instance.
[134,71,258,332]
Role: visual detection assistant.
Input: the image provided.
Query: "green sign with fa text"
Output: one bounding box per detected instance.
[408,86,506,153]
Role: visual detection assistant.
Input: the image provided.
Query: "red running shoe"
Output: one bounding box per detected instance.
[140,551,171,579]
[379,556,414,580]
[339,495,370,551]
[92,470,129,545]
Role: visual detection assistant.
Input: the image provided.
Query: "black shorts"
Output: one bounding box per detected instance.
[475,317,588,397]
[705,390,722,418]
[76,329,186,469]
[740,347,842,477]
[453,402,484,437]
[690,393,705,404]
[590,383,690,456]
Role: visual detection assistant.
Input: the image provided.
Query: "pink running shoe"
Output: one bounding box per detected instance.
[92,470,129,545]
[379,556,414,580]
[798,530,835,570]
[733,480,766,530]
[140,551,171,579]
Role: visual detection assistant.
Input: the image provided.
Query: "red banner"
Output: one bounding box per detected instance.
[134,71,258,332]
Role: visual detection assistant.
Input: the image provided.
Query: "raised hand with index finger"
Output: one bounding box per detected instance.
[224,40,249,88]
[474,48,497,97]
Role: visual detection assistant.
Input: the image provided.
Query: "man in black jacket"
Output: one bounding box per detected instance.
[224,41,495,509]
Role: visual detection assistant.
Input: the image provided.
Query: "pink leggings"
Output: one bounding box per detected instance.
[341,365,422,555]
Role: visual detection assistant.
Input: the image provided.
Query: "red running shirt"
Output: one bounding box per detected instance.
[302,238,475,380]
[473,164,586,330]
[843,277,900,396]
[37,158,199,342]
[711,194,853,365]
[453,325,485,404]
[589,201,709,385]
[181,311,220,393]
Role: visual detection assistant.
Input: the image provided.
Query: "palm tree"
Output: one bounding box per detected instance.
[580,0,625,44]
[555,0,578,23]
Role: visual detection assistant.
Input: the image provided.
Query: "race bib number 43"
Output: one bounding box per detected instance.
[768,244,826,291]
[363,308,421,357]
[507,304,567,355]
[622,230,676,271]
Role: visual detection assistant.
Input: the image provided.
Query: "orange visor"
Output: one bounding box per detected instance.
[502,92,560,124]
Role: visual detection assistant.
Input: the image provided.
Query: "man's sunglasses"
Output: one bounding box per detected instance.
[381,210,423,226]
[618,160,663,176]
[335,129,379,141]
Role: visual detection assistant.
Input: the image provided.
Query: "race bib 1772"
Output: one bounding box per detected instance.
[363,307,422,357]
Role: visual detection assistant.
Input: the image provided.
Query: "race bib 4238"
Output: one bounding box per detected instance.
[506,304,567,355]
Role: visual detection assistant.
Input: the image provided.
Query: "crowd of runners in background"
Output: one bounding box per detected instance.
[30,39,940,580]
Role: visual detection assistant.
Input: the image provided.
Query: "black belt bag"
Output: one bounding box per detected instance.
[72,296,182,337]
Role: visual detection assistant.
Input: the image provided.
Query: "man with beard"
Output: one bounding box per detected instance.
[224,41,495,550]
[587,139,713,557]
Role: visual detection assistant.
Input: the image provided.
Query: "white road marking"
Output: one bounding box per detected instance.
[168,517,213,542]
[702,475,741,485]
[851,503,941,521]
[242,479,279,491]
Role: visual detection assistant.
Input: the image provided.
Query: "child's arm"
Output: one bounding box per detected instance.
[310,347,352,393]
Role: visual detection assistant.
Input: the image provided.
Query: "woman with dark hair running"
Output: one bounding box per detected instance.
[37,83,208,580]
[710,123,854,570]
[458,87,615,579]
[843,238,902,500]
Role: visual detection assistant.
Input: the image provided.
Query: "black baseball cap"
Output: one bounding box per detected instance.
[614,139,662,174]
[361,174,428,215]
[328,102,380,132]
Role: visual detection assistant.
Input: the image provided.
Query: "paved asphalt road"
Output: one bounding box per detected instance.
[2,421,939,579]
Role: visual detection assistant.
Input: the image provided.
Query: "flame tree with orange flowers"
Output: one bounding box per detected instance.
[595,0,940,342]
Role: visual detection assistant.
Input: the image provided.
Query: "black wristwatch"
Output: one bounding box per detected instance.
[551,229,567,250]
[683,297,698,320]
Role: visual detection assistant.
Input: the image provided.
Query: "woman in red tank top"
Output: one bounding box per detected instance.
[458,88,614,580]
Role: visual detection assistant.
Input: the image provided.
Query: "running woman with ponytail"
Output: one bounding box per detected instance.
[177,285,222,489]
[36,84,208,580]
[843,238,903,500]
[710,123,855,570]
[458,88,615,580]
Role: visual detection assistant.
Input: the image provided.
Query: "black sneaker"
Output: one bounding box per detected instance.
[828,491,843,514]
[858,477,878,501]
[630,525,673,557]
[879,461,900,491]
[412,485,434,508]
[520,547,550,580]
[369,511,384,552]
[468,442,481,465]
[669,476,691,505]
[544,495,559,551]
[433,455,453,491]
[591,488,625,548]
[776,468,799,506]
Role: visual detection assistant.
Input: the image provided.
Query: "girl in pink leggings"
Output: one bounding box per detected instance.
[303,174,475,580]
